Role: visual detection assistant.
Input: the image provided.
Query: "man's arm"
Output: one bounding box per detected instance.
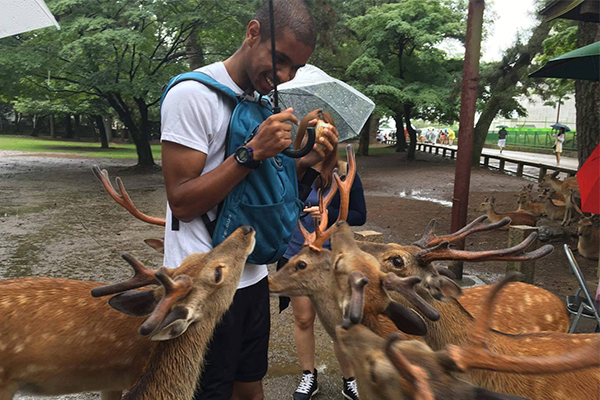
[163,108,301,222]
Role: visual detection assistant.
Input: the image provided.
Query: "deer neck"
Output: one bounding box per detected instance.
[309,272,343,339]
[123,308,223,400]
[423,298,473,350]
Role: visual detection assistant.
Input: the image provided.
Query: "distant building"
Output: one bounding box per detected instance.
[491,94,576,130]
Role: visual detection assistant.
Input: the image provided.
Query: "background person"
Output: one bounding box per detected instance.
[553,127,566,165]
[277,110,367,400]
[160,2,337,400]
[498,127,507,153]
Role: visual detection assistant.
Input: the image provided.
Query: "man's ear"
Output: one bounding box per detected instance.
[246,20,261,46]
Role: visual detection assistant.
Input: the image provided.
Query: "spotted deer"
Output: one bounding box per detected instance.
[345,232,599,398]
[539,189,567,221]
[0,226,255,400]
[336,273,600,400]
[516,185,545,216]
[359,216,570,334]
[476,197,537,227]
[539,171,580,225]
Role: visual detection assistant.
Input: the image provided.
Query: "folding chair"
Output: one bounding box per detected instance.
[564,244,600,333]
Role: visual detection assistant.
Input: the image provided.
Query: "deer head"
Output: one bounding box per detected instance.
[92,226,255,341]
[578,217,596,237]
[336,272,598,400]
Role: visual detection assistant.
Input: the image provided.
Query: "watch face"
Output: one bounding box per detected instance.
[237,148,249,163]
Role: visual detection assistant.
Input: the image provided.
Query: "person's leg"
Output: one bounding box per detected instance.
[556,151,561,165]
[232,277,270,400]
[291,296,317,372]
[231,381,263,400]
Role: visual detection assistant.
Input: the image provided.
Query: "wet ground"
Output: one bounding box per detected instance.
[1,147,597,399]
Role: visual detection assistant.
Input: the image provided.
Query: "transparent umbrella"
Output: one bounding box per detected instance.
[0,0,59,39]
[277,65,375,142]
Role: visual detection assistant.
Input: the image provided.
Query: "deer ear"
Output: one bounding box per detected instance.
[108,289,159,317]
[474,387,529,400]
[383,301,428,336]
[438,276,462,299]
[551,170,560,178]
[144,238,165,254]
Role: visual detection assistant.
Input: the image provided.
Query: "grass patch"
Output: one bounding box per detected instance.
[0,136,161,160]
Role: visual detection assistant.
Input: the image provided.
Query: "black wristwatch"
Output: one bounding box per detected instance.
[234,145,262,169]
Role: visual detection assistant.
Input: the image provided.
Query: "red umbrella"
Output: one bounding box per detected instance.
[577,143,600,214]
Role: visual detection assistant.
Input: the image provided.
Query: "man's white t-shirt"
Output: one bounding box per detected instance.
[160,62,268,289]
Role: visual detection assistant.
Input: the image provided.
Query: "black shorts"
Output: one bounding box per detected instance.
[193,276,270,400]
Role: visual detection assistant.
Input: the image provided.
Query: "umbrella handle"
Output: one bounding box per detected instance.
[282,126,316,158]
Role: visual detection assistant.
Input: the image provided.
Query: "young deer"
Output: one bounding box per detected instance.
[539,171,580,225]
[577,217,600,261]
[0,226,255,400]
[515,185,545,216]
[351,233,599,398]
[540,189,567,221]
[476,197,537,227]
[336,273,599,400]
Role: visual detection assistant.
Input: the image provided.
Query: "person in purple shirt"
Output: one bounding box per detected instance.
[276,110,367,400]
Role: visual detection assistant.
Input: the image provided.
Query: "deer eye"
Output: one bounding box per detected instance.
[391,256,404,269]
[297,261,307,270]
[214,266,223,283]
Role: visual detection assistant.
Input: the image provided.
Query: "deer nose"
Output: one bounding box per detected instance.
[241,226,254,235]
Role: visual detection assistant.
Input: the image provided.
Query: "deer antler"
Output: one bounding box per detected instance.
[413,215,510,249]
[300,144,356,250]
[92,166,166,227]
[386,333,436,400]
[415,232,554,265]
[91,253,167,297]
[138,267,192,336]
[446,273,600,374]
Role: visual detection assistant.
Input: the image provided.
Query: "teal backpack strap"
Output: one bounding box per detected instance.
[160,71,240,232]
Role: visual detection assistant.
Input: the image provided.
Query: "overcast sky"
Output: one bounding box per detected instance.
[482,0,539,61]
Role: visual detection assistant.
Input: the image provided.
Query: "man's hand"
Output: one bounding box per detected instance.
[297,120,339,170]
[248,107,299,161]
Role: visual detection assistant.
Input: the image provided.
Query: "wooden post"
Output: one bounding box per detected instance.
[451,149,456,160]
[483,155,489,167]
[443,148,447,157]
[538,166,547,182]
[499,158,505,172]
[506,225,539,284]
[354,230,383,243]
[516,163,524,177]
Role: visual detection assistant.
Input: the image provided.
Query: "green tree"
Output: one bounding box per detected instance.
[0,0,254,166]
[345,0,466,159]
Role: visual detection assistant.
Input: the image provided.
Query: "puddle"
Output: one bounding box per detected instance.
[398,189,453,207]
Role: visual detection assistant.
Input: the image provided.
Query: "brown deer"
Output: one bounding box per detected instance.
[476,196,537,227]
[349,233,600,398]
[359,216,570,334]
[0,226,255,400]
[516,185,545,216]
[539,171,580,225]
[577,217,600,261]
[540,189,567,221]
[336,273,600,400]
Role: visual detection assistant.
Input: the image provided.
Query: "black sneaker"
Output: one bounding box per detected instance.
[293,369,319,400]
[342,377,359,400]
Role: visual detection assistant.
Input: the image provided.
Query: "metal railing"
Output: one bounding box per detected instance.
[485,130,577,151]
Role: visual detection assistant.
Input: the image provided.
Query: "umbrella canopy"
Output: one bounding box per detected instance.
[577,143,600,214]
[497,125,509,128]
[277,65,375,141]
[551,123,571,132]
[0,0,60,39]
[529,41,600,82]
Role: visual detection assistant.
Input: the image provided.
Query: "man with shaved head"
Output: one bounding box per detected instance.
[160,1,337,399]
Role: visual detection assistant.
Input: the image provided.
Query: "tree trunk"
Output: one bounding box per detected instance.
[95,115,109,149]
[64,114,74,139]
[185,29,204,70]
[394,112,407,152]
[404,104,417,160]
[105,94,155,166]
[31,115,39,137]
[471,21,550,166]
[50,114,55,138]
[357,115,371,156]
[575,21,600,167]
[73,114,80,139]
[103,117,113,143]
